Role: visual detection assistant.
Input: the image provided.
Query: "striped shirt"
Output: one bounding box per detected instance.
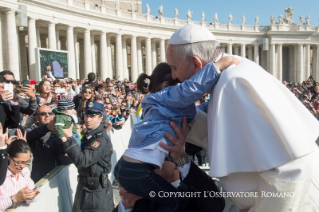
[0,167,36,211]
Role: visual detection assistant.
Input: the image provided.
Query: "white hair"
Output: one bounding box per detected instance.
[173,40,222,64]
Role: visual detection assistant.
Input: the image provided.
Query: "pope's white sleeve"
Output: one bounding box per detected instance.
[186,110,208,149]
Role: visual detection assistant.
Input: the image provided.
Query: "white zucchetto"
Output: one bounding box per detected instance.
[168,24,216,45]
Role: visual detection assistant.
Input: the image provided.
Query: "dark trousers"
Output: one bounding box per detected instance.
[114,157,181,212]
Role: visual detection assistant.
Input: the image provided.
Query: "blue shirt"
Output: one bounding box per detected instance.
[128,62,220,148]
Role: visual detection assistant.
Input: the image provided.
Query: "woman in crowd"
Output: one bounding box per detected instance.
[36,79,52,105]
[0,139,39,211]
[76,86,95,119]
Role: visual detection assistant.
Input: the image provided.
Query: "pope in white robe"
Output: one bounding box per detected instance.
[166,24,319,212]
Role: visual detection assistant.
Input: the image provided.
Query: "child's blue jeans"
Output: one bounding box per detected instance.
[114,156,181,212]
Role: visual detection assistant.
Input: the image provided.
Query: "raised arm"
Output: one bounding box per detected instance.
[153,62,220,108]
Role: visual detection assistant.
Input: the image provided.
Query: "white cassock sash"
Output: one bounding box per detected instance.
[207,56,319,178]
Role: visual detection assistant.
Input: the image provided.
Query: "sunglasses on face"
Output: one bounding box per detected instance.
[5,80,16,84]
[36,112,54,116]
[12,157,31,166]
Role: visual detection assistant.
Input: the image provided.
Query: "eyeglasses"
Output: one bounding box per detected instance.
[36,112,54,116]
[85,92,92,94]
[12,158,31,166]
[5,80,16,84]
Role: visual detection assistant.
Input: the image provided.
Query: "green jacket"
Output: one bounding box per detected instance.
[53,108,77,138]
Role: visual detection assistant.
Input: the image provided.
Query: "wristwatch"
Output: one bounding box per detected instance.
[10,196,16,207]
[174,153,192,167]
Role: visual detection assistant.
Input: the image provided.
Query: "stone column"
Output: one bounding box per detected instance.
[6,10,20,79]
[316,45,319,80]
[19,32,28,80]
[28,18,37,80]
[56,29,60,50]
[116,34,123,79]
[247,46,253,61]
[234,45,239,56]
[227,44,232,54]
[288,46,294,81]
[74,32,80,79]
[254,44,259,64]
[131,36,138,82]
[151,41,157,69]
[145,37,152,75]
[67,26,76,79]
[84,29,92,77]
[100,31,107,80]
[312,46,316,80]
[79,41,84,79]
[48,22,56,50]
[240,44,246,58]
[160,39,165,62]
[36,27,41,48]
[91,35,96,73]
[137,38,143,75]
[122,37,129,80]
[305,44,310,79]
[260,47,264,69]
[298,44,304,82]
[294,45,298,81]
[277,44,282,81]
[269,44,276,76]
[106,35,112,78]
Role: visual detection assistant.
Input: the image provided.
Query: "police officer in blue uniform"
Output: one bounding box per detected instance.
[60,101,114,212]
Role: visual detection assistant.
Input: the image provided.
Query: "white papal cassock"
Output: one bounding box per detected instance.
[187,56,319,212]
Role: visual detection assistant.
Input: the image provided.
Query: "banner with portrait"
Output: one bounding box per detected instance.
[36,48,69,81]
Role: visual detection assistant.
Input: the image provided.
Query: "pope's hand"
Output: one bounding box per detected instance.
[160,116,188,162]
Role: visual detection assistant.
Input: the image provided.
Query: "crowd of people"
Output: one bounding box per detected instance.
[0,48,319,212]
[0,70,144,211]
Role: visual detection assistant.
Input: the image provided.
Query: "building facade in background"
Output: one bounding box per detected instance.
[0,0,318,82]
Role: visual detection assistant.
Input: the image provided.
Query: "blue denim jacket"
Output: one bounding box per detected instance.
[128,62,220,148]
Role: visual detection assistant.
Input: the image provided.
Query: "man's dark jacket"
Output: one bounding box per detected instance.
[113,161,225,212]
[26,124,72,182]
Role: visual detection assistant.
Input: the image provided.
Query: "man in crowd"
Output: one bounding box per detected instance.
[0,70,37,116]
[61,101,113,212]
[0,75,20,130]
[82,72,98,90]
[161,24,319,211]
[26,105,72,182]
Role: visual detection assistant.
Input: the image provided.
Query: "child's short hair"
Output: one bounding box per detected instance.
[136,62,178,94]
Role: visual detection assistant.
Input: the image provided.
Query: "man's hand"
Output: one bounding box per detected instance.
[22,85,35,100]
[160,116,188,162]
[0,90,13,102]
[119,184,142,209]
[0,123,8,147]
[16,129,27,142]
[47,120,56,131]
[9,94,19,105]
[215,56,240,72]
[61,123,73,142]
